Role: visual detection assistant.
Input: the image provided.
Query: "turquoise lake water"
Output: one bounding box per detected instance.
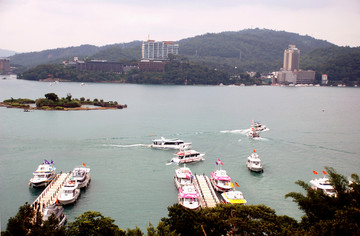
[1,77,360,231]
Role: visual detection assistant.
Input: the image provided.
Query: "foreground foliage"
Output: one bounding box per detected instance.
[286,166,360,235]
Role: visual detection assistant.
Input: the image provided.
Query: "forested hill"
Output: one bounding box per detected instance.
[178,29,335,72]
[8,41,142,68]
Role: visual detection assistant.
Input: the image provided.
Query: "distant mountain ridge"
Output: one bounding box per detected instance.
[0,49,16,57]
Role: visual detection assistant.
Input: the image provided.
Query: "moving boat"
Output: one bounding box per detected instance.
[251,121,269,132]
[42,203,67,227]
[29,160,56,188]
[174,164,193,189]
[210,159,233,192]
[247,150,263,172]
[151,137,191,150]
[178,184,201,210]
[72,164,91,188]
[247,128,260,138]
[58,179,80,205]
[221,182,247,205]
[171,150,205,164]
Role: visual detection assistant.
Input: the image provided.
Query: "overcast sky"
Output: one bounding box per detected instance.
[1,0,359,52]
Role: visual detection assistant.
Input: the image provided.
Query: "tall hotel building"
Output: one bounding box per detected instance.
[283,45,300,71]
[141,40,179,60]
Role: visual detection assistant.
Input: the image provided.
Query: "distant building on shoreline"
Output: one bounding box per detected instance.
[141,40,179,60]
[275,45,315,84]
[0,58,11,74]
[283,45,300,71]
[139,39,179,72]
[63,58,136,73]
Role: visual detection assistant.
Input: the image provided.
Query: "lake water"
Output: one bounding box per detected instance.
[1,77,360,231]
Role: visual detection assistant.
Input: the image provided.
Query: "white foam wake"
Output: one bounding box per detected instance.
[102,144,150,148]
[220,129,250,134]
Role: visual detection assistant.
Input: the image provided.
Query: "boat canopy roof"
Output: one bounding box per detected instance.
[211,170,231,181]
[175,150,200,156]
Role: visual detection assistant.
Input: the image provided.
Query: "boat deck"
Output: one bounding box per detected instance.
[31,172,72,213]
[193,174,220,208]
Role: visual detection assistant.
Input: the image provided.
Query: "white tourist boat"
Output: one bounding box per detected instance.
[178,184,201,210]
[174,164,193,189]
[72,164,91,188]
[171,150,205,164]
[151,137,191,150]
[42,203,67,227]
[310,176,336,197]
[29,160,56,188]
[247,150,263,172]
[210,159,233,192]
[251,121,269,132]
[58,179,80,205]
[247,128,260,138]
[221,183,247,205]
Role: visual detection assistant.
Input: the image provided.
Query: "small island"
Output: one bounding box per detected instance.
[0,93,127,111]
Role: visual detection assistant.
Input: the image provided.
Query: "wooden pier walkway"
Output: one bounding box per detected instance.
[194,174,220,208]
[31,172,71,213]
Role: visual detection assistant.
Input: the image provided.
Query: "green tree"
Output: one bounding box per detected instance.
[2,202,65,236]
[45,93,59,102]
[285,167,360,234]
[65,211,125,236]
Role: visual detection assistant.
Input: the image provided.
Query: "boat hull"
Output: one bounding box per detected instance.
[77,174,91,188]
[58,189,80,205]
[210,178,233,192]
[29,175,55,188]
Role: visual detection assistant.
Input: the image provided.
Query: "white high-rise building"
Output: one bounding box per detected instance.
[142,40,179,60]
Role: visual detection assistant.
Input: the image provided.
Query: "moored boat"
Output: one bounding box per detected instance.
[174,164,193,189]
[310,170,336,197]
[58,179,80,205]
[42,203,67,227]
[72,163,91,188]
[210,159,233,192]
[151,137,191,150]
[171,150,205,164]
[246,150,263,172]
[29,160,56,188]
[178,184,201,210]
[221,182,247,204]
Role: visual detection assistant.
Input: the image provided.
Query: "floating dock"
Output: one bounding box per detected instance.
[194,174,220,208]
[31,172,71,213]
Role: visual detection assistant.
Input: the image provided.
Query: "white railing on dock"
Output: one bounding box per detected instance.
[31,172,71,213]
[194,174,220,208]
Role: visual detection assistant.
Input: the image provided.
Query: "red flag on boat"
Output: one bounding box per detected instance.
[217,159,224,165]
[322,170,327,175]
[234,182,240,187]
[82,162,86,167]
[253,149,256,153]
[313,170,318,175]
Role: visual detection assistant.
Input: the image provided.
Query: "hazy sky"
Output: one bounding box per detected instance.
[1,0,359,52]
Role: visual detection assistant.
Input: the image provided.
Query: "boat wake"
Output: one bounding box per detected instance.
[220,129,250,134]
[102,144,150,148]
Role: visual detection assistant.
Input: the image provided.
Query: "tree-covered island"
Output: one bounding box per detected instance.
[0,93,127,111]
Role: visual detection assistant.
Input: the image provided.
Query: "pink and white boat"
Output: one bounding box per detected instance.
[174,164,193,189]
[210,159,233,192]
[178,184,201,210]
